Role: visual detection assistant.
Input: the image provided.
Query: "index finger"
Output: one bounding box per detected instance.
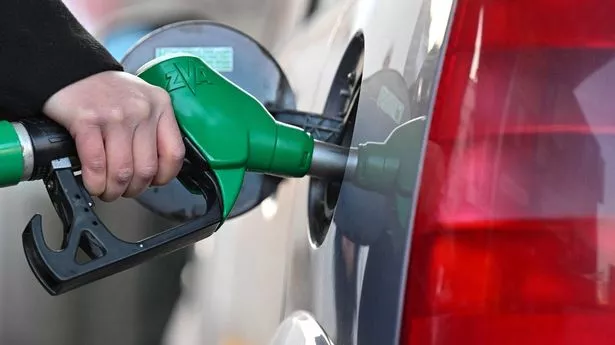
[73,125,107,196]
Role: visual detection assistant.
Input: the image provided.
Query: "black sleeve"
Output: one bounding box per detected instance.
[0,0,124,120]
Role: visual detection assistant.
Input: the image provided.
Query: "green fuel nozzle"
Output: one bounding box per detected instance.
[137,54,315,218]
[138,54,427,206]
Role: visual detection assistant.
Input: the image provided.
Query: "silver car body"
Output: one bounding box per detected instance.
[163,0,454,344]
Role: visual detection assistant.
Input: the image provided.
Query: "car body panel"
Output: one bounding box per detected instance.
[162,0,455,344]
[274,0,454,344]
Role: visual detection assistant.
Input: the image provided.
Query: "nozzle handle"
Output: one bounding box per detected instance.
[0,117,76,187]
[19,117,77,180]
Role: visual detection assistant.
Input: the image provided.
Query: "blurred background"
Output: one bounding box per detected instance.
[0,1,337,344]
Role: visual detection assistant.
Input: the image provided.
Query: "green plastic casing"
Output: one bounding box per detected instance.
[0,121,24,187]
[137,54,314,219]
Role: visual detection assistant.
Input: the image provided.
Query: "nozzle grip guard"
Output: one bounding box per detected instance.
[22,140,223,296]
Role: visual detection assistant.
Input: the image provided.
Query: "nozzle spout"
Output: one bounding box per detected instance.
[308,141,357,181]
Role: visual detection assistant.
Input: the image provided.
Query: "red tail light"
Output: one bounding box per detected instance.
[401,0,615,344]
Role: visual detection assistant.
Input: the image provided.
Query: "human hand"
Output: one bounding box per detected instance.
[42,70,185,202]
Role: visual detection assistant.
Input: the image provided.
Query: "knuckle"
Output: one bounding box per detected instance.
[106,106,125,124]
[113,167,133,185]
[83,150,106,173]
[87,157,106,173]
[136,164,158,181]
[126,96,151,119]
[78,108,104,126]
[154,87,172,106]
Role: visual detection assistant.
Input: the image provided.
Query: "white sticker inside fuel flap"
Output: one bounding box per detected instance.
[155,47,234,72]
[377,86,404,124]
